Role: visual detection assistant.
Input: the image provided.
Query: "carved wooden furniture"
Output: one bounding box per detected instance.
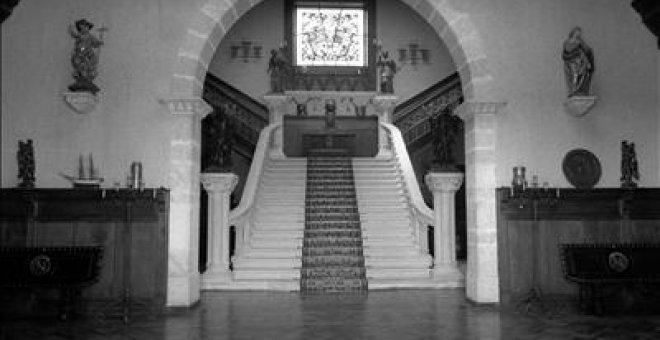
[0,246,103,320]
[561,243,660,314]
[497,188,660,310]
[0,189,169,320]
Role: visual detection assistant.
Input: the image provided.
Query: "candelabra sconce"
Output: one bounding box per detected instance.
[398,43,430,66]
[229,41,263,63]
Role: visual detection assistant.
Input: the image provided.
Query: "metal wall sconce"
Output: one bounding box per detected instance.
[398,43,430,66]
[229,41,263,63]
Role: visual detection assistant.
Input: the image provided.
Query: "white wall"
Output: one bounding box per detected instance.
[450,0,658,187]
[1,0,204,188]
[1,0,658,189]
[208,0,457,104]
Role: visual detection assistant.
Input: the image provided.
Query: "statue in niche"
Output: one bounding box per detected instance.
[324,99,336,129]
[267,47,290,93]
[202,108,234,172]
[430,108,461,172]
[377,50,397,94]
[621,140,639,188]
[68,19,105,94]
[562,26,594,97]
[17,139,35,188]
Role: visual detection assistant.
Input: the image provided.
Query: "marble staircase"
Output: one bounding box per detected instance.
[353,156,437,288]
[230,157,306,290]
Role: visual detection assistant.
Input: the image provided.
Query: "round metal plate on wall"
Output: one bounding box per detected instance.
[562,148,602,189]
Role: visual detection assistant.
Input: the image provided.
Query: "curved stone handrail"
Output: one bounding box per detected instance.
[229,123,281,226]
[381,123,434,227]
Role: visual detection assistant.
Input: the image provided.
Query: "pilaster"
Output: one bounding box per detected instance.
[160,97,211,307]
[456,101,506,303]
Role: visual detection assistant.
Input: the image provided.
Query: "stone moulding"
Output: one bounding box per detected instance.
[62,91,100,114]
[564,95,597,117]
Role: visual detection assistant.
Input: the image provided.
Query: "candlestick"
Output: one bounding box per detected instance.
[88,153,95,179]
[78,154,85,179]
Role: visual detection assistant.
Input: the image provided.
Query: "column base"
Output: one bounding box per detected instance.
[432,264,465,287]
[201,267,233,289]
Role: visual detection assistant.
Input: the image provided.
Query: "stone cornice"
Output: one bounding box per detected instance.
[160,97,212,118]
[457,101,506,121]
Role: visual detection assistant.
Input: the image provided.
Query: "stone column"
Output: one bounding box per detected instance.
[371,95,398,156]
[425,171,464,284]
[457,101,506,303]
[201,172,238,289]
[263,94,290,158]
[160,97,211,307]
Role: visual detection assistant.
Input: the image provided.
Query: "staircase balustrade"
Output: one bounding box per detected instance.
[381,123,434,254]
[228,123,282,261]
[393,73,462,147]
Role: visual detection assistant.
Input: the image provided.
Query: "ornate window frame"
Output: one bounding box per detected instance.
[285,0,376,91]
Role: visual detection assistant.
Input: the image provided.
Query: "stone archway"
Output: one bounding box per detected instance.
[163,0,505,307]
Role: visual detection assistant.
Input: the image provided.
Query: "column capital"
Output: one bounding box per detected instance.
[201,172,238,193]
[371,95,398,124]
[263,94,290,124]
[425,172,464,194]
[456,101,506,121]
[160,97,212,118]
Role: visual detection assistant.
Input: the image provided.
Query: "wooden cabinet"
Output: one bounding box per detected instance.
[0,189,169,317]
[497,188,660,307]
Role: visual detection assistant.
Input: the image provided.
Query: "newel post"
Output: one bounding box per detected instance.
[425,172,464,284]
[201,173,238,288]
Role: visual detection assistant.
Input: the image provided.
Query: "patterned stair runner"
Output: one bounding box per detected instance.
[301,157,368,293]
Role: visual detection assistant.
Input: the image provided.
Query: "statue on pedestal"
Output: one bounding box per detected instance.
[68,19,105,94]
[621,140,639,188]
[17,139,35,188]
[377,50,397,94]
[267,47,290,93]
[562,26,594,97]
[202,109,234,172]
[430,108,461,172]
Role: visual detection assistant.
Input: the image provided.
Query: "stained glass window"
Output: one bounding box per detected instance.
[295,7,366,67]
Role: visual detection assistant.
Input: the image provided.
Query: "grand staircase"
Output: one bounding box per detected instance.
[230,152,440,290]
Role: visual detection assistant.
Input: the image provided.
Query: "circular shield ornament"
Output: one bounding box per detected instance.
[29,254,52,277]
[562,149,602,189]
[608,251,630,273]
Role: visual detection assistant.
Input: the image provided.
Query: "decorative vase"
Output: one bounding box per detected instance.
[512,166,527,191]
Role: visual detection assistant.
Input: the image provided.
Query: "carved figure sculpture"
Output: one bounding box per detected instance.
[621,140,639,188]
[68,19,104,94]
[377,50,397,94]
[17,139,35,188]
[267,47,289,93]
[202,109,234,172]
[430,109,461,171]
[562,26,594,97]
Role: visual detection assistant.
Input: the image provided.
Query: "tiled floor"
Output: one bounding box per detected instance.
[2,289,660,339]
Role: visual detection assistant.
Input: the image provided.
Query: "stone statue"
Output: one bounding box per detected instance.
[17,139,35,188]
[430,109,461,171]
[621,140,639,188]
[202,109,234,172]
[377,50,397,94]
[267,47,289,93]
[68,19,105,94]
[562,26,594,97]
